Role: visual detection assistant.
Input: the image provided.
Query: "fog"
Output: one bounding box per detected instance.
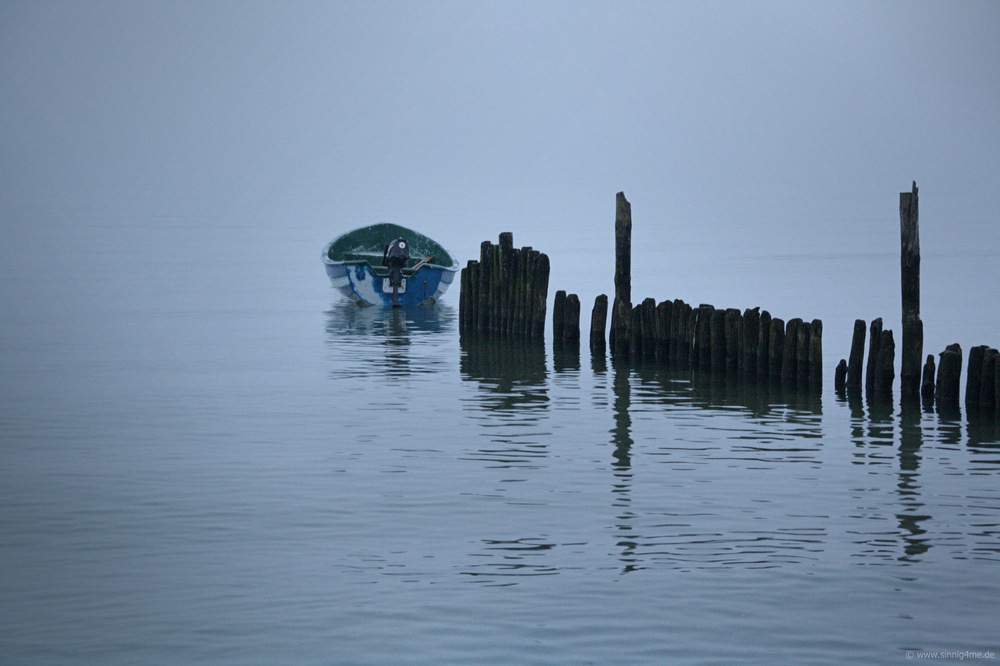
[2,1,998,338]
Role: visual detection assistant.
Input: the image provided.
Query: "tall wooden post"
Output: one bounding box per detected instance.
[900,181,923,402]
[610,192,632,359]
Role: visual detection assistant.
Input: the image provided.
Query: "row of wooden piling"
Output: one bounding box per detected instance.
[589,295,822,389]
[458,232,550,340]
[835,319,999,413]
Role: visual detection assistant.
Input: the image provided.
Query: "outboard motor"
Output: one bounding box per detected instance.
[382,238,410,307]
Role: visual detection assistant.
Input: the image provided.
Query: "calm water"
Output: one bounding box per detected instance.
[2,208,999,665]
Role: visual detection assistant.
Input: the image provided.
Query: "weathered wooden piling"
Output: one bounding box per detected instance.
[873,329,896,396]
[865,318,883,395]
[979,348,997,410]
[809,319,823,387]
[741,308,760,379]
[640,298,656,357]
[781,318,800,385]
[967,345,987,409]
[936,344,963,407]
[460,233,549,340]
[921,354,936,403]
[710,308,726,372]
[610,192,632,358]
[900,182,923,403]
[724,308,740,371]
[590,294,608,352]
[553,290,567,342]
[835,359,848,391]
[768,317,785,382]
[757,310,771,379]
[564,294,581,344]
[655,300,672,360]
[847,319,866,390]
[796,320,810,386]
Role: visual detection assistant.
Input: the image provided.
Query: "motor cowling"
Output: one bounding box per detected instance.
[383,238,409,289]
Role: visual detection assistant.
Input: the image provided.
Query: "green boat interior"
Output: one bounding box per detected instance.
[326,223,457,278]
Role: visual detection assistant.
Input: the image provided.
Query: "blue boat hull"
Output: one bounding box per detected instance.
[324,261,457,307]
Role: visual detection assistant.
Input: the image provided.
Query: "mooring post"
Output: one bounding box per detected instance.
[979,348,997,410]
[757,310,771,379]
[553,290,567,342]
[921,354,936,404]
[781,318,801,385]
[865,318,883,395]
[564,294,581,344]
[873,329,896,397]
[835,360,848,391]
[531,252,549,340]
[809,319,823,388]
[936,343,963,407]
[967,345,987,409]
[768,316,785,382]
[610,192,632,359]
[590,294,608,352]
[900,182,923,402]
[847,319,866,390]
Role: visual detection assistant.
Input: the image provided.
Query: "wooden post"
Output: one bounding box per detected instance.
[531,252,549,340]
[835,360,848,391]
[742,308,760,379]
[808,319,823,388]
[921,354,936,403]
[520,249,537,340]
[967,345,987,409]
[936,344,962,407]
[656,300,672,360]
[796,320,810,387]
[564,294,581,343]
[710,308,726,372]
[477,241,493,334]
[873,329,896,396]
[553,290,567,342]
[640,298,656,358]
[865,318,883,395]
[590,294,608,352]
[847,319,866,390]
[757,310,771,380]
[979,348,997,409]
[768,317,785,382]
[610,192,632,358]
[781,318,800,385]
[724,308,740,371]
[900,182,923,402]
[629,304,643,358]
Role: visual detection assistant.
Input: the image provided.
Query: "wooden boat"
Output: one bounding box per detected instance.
[322,223,460,306]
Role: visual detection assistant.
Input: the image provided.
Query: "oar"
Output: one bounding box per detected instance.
[410,256,435,272]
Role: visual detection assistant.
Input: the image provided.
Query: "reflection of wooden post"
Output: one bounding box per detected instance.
[590,294,608,352]
[610,192,632,358]
[900,182,923,402]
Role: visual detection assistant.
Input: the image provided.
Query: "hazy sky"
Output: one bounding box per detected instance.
[2,1,999,289]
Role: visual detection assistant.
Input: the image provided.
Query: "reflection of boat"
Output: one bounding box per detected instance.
[322,223,460,306]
